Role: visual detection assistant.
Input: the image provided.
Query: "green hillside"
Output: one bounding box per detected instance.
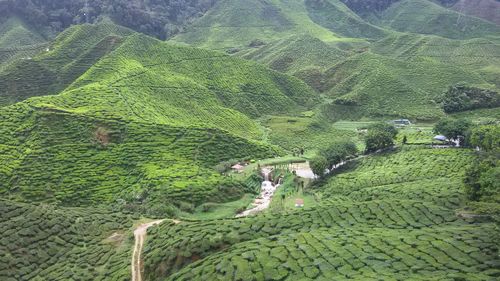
[0,22,133,107]
[323,51,495,120]
[142,148,499,281]
[171,0,380,50]
[0,23,321,215]
[0,17,48,70]
[238,35,348,91]
[376,0,500,40]
[0,199,134,281]
[304,0,389,39]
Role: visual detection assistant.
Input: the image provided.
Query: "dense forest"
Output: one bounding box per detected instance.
[0,0,216,39]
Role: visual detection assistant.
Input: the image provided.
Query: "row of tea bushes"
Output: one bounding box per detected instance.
[167,225,499,281]
[0,199,136,281]
[143,199,460,279]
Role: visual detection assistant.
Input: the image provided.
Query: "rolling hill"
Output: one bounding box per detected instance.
[0,199,135,281]
[142,147,500,281]
[375,0,500,40]
[452,0,500,25]
[170,0,390,50]
[0,22,318,215]
[0,16,48,70]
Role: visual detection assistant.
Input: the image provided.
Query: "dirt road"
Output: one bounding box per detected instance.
[131,220,165,281]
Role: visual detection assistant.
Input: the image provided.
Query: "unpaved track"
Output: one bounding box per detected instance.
[131,220,165,281]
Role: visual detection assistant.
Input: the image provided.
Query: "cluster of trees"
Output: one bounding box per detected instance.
[434,118,473,146]
[310,123,397,178]
[464,124,499,202]
[1,0,216,39]
[310,140,358,178]
[441,84,500,113]
[364,122,398,153]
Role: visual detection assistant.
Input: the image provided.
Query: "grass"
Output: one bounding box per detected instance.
[180,194,256,220]
[262,115,361,155]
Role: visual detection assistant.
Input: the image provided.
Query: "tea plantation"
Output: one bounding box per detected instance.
[320,147,474,207]
[0,199,135,281]
[0,22,326,215]
[142,146,500,280]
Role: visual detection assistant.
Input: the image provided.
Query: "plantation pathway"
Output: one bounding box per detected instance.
[132,219,180,281]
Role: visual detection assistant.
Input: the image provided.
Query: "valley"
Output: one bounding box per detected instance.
[0,0,499,280]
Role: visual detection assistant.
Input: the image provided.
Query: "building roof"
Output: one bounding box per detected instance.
[295,199,304,205]
[434,135,448,141]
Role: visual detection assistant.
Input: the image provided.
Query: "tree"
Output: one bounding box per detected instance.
[434,118,473,146]
[464,155,499,201]
[469,124,500,151]
[367,122,398,138]
[310,156,328,178]
[321,140,358,169]
[365,130,394,153]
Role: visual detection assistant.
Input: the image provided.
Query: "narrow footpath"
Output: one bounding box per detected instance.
[131,220,176,281]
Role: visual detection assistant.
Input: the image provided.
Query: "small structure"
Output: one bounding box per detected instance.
[295,198,304,208]
[392,119,412,126]
[433,135,448,142]
[231,164,245,173]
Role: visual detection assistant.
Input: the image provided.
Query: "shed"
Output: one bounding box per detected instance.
[295,199,304,208]
[433,135,448,142]
[392,119,412,126]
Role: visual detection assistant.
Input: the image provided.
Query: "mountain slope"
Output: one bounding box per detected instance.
[376,0,500,39]
[171,0,338,50]
[452,0,500,25]
[0,23,319,214]
[323,51,495,120]
[0,22,133,107]
[0,199,134,280]
[238,35,348,91]
[0,16,48,70]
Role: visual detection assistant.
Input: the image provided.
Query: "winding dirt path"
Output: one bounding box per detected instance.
[131,220,166,281]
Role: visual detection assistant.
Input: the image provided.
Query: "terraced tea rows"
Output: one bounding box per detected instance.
[321,147,474,207]
[143,199,460,279]
[0,107,279,210]
[0,23,132,107]
[0,199,135,281]
[167,225,499,281]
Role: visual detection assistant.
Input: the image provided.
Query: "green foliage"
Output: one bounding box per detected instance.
[376,0,500,40]
[442,85,500,113]
[309,156,328,177]
[364,123,397,153]
[304,0,389,39]
[321,140,358,168]
[0,24,325,214]
[262,115,359,153]
[0,0,217,40]
[321,147,474,208]
[171,0,341,50]
[464,153,500,202]
[0,199,135,280]
[434,118,473,143]
[469,123,500,151]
